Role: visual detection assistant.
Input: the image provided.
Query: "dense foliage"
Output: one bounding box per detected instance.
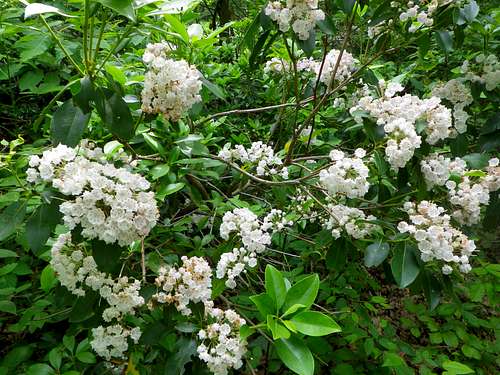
[0,1,499,374]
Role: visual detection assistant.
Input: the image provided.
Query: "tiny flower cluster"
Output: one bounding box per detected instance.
[27,143,159,246]
[218,141,289,179]
[397,0,439,32]
[264,57,316,75]
[319,148,370,198]
[197,302,247,375]
[461,54,500,91]
[421,155,500,225]
[141,41,202,121]
[265,0,325,40]
[217,208,291,288]
[317,49,356,87]
[152,256,212,315]
[322,204,377,239]
[431,79,473,133]
[90,324,141,361]
[50,233,145,322]
[351,81,454,169]
[398,201,476,275]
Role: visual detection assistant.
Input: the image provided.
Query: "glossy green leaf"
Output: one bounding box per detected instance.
[76,352,96,364]
[26,199,62,255]
[275,336,314,375]
[435,31,453,54]
[95,89,134,140]
[0,300,16,314]
[382,352,406,367]
[282,274,319,313]
[364,242,390,267]
[90,240,124,274]
[95,0,135,21]
[442,361,474,374]
[391,243,420,288]
[40,265,56,292]
[250,293,274,318]
[51,99,90,147]
[0,202,26,241]
[265,264,287,310]
[291,311,341,336]
[267,315,291,340]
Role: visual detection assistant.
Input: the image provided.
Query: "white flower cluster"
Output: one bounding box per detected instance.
[316,49,356,87]
[264,57,316,75]
[264,0,325,40]
[398,201,476,275]
[152,256,212,315]
[50,233,145,322]
[421,153,467,190]
[91,324,141,361]
[322,204,377,239]
[461,54,500,91]
[217,208,291,288]
[421,155,500,225]
[27,143,159,246]
[197,302,247,375]
[351,82,454,169]
[319,148,370,198]
[141,41,202,121]
[431,79,473,133]
[397,0,438,32]
[218,141,289,179]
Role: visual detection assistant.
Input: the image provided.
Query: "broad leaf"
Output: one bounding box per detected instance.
[282,274,319,313]
[90,239,124,275]
[275,336,314,375]
[265,264,287,310]
[442,361,474,374]
[26,199,62,255]
[51,99,90,147]
[290,311,341,336]
[391,243,420,288]
[364,242,390,267]
[0,202,26,241]
[95,0,136,21]
[435,31,453,54]
[250,293,274,319]
[95,88,134,140]
[164,337,197,375]
[267,315,291,340]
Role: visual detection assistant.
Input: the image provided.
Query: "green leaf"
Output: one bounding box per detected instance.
[95,0,135,21]
[95,89,134,140]
[0,249,18,258]
[282,303,306,318]
[342,0,357,14]
[364,242,390,267]
[26,200,62,255]
[163,183,185,196]
[0,300,16,314]
[69,292,98,323]
[275,336,314,375]
[150,164,170,180]
[41,265,56,292]
[296,30,315,57]
[51,99,90,147]
[0,263,17,276]
[48,348,62,370]
[164,14,189,43]
[421,271,441,310]
[267,315,291,340]
[435,31,453,54]
[164,337,197,375]
[250,293,274,319]
[0,202,26,241]
[282,274,319,313]
[63,335,75,353]
[461,345,481,359]
[14,33,51,62]
[391,243,420,288]
[90,240,124,274]
[76,352,96,364]
[290,311,341,336]
[442,361,474,374]
[73,76,94,114]
[201,77,226,100]
[26,364,54,375]
[382,352,406,367]
[265,264,287,311]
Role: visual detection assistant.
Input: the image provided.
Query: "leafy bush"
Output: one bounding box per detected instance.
[0,1,499,374]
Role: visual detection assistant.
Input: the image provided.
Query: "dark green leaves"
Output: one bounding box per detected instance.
[265,264,287,311]
[435,31,453,55]
[95,88,134,140]
[95,0,135,21]
[290,311,341,336]
[250,293,275,318]
[0,202,26,241]
[282,274,319,313]
[391,243,420,288]
[51,99,90,147]
[164,338,197,375]
[275,336,314,375]
[26,199,62,255]
[90,240,124,274]
[364,242,390,267]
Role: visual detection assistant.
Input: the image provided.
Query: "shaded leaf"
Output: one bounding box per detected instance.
[51,99,90,147]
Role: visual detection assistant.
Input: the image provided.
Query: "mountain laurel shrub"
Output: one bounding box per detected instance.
[0,0,499,374]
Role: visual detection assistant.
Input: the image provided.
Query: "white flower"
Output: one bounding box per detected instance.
[316,49,356,87]
[91,324,141,360]
[322,204,377,239]
[265,1,324,40]
[141,42,202,121]
[187,23,204,39]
